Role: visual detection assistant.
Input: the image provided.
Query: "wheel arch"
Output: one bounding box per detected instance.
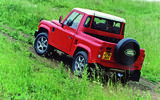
[35,25,50,38]
[39,27,48,34]
[73,47,88,56]
[73,46,92,63]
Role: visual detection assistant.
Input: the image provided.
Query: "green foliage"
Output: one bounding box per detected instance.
[0,0,159,99]
[27,37,33,45]
[0,0,160,83]
[12,43,22,52]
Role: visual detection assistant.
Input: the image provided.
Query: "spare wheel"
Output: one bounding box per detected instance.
[114,38,140,66]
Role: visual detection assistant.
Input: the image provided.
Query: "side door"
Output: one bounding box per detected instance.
[51,11,83,51]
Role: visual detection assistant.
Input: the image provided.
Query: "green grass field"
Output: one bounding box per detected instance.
[0,34,149,99]
[0,0,159,99]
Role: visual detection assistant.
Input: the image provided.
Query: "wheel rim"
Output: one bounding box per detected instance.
[36,36,48,53]
[74,55,86,74]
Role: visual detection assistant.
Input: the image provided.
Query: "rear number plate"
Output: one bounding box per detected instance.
[102,52,112,60]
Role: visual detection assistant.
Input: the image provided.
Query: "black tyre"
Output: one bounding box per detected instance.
[72,51,88,75]
[34,33,50,55]
[114,38,140,65]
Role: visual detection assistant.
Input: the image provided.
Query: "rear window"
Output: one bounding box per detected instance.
[91,17,122,34]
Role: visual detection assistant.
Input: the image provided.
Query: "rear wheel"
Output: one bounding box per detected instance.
[72,51,88,75]
[34,33,50,55]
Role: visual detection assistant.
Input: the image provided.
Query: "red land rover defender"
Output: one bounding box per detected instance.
[34,8,145,82]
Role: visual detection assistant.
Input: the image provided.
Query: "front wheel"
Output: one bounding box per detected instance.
[72,51,88,75]
[34,33,50,55]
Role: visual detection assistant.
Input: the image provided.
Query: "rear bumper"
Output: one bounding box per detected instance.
[98,65,141,82]
[110,69,141,82]
[109,68,141,82]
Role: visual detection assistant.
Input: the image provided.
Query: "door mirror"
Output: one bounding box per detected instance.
[59,15,63,23]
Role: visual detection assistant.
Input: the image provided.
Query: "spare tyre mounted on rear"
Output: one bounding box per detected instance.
[114,38,140,66]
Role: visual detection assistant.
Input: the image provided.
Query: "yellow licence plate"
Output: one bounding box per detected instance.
[102,52,112,60]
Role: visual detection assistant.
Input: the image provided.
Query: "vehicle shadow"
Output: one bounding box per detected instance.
[44,49,73,69]
[43,49,127,85]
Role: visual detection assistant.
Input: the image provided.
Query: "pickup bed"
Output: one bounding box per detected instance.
[34,8,145,82]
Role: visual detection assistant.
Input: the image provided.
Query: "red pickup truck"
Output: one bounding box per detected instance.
[34,8,145,82]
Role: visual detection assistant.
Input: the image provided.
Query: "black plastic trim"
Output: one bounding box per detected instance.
[128,70,141,82]
[34,30,39,38]
[52,27,55,32]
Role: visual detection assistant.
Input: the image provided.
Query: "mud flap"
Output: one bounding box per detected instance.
[128,70,141,82]
[34,30,39,38]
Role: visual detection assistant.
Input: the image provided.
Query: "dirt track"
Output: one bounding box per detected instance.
[29,45,160,99]
[1,32,160,99]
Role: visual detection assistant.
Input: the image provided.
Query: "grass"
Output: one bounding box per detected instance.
[0,34,149,99]
[1,0,160,82]
[0,0,159,99]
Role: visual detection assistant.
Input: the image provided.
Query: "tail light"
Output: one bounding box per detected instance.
[98,47,104,58]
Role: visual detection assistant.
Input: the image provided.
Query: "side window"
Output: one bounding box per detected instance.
[64,11,83,29]
[84,16,91,28]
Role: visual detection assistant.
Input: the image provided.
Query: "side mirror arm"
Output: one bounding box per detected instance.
[59,15,64,27]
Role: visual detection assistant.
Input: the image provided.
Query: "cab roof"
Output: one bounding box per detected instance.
[73,8,126,23]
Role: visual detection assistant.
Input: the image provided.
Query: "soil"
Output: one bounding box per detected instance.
[1,32,160,99]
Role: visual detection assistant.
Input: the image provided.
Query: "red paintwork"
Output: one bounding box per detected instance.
[37,9,145,71]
